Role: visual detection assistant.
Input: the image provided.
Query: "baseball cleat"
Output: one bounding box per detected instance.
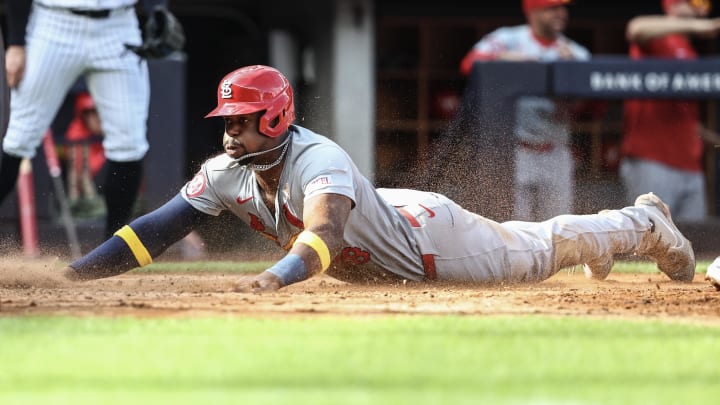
[583,253,614,280]
[634,192,695,282]
[705,257,720,291]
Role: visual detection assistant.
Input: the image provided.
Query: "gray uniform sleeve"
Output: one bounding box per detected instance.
[298,145,356,204]
[181,162,227,216]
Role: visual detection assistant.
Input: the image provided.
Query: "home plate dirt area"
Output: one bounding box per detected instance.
[1,258,719,323]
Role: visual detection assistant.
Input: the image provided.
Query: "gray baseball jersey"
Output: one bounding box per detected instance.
[181,125,661,285]
[181,125,428,282]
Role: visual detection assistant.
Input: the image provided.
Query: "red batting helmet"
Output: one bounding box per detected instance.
[522,0,573,14]
[205,65,295,137]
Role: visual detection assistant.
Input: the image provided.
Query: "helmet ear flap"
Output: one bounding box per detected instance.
[259,91,294,137]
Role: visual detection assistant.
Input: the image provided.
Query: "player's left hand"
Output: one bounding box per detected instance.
[234,271,284,293]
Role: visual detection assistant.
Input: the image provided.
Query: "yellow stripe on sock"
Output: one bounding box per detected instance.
[114,225,153,267]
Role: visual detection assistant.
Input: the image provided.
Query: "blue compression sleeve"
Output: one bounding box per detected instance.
[68,194,212,280]
[267,254,308,286]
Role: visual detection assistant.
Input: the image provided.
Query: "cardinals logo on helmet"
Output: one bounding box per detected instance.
[220,80,232,99]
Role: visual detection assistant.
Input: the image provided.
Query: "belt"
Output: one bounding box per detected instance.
[396,207,437,280]
[36,3,133,19]
[518,141,554,153]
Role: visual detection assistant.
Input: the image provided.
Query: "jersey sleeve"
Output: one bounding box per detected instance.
[298,145,356,204]
[459,28,511,75]
[180,161,226,216]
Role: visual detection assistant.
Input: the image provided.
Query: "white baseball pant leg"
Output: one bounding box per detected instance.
[412,193,651,284]
[84,7,149,162]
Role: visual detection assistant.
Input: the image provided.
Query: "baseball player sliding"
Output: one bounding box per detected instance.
[1,0,182,240]
[61,65,699,291]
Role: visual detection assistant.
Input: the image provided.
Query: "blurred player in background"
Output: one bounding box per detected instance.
[63,91,106,219]
[622,0,720,221]
[459,0,590,221]
[59,65,696,291]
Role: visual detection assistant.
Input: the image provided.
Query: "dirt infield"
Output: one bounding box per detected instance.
[1,258,719,323]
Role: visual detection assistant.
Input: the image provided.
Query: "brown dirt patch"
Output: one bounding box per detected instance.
[1,258,719,323]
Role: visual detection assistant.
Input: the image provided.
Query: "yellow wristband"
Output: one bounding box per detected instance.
[295,230,331,272]
[114,225,153,267]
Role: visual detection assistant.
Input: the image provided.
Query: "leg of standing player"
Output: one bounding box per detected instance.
[84,8,150,238]
[621,158,706,221]
[538,146,574,220]
[513,147,538,221]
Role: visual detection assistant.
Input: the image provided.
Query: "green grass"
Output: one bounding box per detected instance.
[0,316,719,405]
[609,259,716,274]
[136,259,717,275]
[135,260,274,273]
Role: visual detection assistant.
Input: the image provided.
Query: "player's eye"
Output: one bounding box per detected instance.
[224,117,250,128]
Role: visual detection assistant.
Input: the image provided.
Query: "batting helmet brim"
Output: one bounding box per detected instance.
[204,101,268,118]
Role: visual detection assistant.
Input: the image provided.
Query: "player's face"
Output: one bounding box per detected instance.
[533,6,568,37]
[222,112,271,160]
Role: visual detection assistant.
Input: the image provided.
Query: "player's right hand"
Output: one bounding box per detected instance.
[6,46,26,88]
[234,271,284,293]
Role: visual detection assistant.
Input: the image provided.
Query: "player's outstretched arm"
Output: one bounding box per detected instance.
[626,16,720,44]
[234,193,353,292]
[62,194,213,281]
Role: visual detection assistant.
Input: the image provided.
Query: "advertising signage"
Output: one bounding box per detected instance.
[553,57,720,98]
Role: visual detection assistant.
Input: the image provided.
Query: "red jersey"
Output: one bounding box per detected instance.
[622,34,703,172]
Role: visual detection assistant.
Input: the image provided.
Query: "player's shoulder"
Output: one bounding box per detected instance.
[287,125,357,179]
[198,153,254,181]
[202,153,236,171]
[290,125,348,156]
[476,25,531,48]
[486,25,530,39]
